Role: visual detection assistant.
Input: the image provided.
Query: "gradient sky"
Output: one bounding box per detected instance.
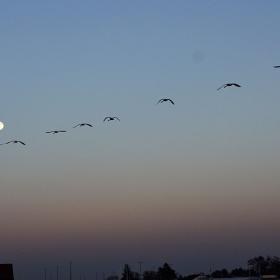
[1,1,280,279]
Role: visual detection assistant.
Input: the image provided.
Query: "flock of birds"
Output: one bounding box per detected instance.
[1,67,280,147]
[0,98,177,146]
[1,117,121,145]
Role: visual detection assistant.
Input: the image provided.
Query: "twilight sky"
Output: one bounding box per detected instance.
[1,1,280,279]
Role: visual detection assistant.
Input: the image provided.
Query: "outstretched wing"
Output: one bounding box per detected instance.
[18,141,26,145]
[217,84,226,91]
[103,117,109,122]
[168,99,175,105]
[233,83,241,87]
[157,99,164,104]
[0,141,10,145]
[85,123,93,127]
[73,124,80,128]
[273,66,280,68]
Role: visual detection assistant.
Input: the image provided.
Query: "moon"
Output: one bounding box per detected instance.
[0,121,5,130]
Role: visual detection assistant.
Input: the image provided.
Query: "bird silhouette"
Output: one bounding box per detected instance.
[273,66,280,68]
[157,98,175,105]
[0,140,26,145]
[103,117,120,122]
[73,123,93,128]
[45,130,67,134]
[217,83,241,90]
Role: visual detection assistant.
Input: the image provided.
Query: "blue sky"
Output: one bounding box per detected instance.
[1,1,280,279]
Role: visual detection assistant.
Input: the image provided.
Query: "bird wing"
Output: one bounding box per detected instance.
[233,83,241,87]
[273,66,280,68]
[217,84,226,91]
[59,130,67,133]
[73,124,80,128]
[19,141,26,145]
[86,124,93,127]
[157,99,164,104]
[103,117,109,122]
[45,131,53,134]
[168,99,175,105]
[0,141,10,145]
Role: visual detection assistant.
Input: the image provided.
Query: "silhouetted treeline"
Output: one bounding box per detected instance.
[248,256,280,276]
[211,268,248,278]
[119,263,177,280]
[114,256,280,280]
[211,256,280,278]
[121,264,140,280]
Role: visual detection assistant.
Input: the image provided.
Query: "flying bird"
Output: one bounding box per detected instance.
[45,130,67,134]
[73,123,93,128]
[103,117,120,122]
[273,66,280,68]
[217,83,241,91]
[157,98,175,105]
[0,140,26,145]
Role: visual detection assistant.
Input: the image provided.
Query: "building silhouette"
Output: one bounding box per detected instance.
[0,264,14,280]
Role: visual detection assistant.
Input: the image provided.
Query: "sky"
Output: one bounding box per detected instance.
[1,0,280,279]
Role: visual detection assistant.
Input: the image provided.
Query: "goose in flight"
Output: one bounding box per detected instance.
[45,130,67,134]
[273,66,280,68]
[0,140,26,146]
[217,83,241,91]
[157,98,175,105]
[73,123,93,128]
[103,117,120,122]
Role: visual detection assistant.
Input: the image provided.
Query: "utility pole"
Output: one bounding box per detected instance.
[138,262,143,280]
[56,265,59,280]
[69,262,72,280]
[44,268,47,280]
[209,265,213,280]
